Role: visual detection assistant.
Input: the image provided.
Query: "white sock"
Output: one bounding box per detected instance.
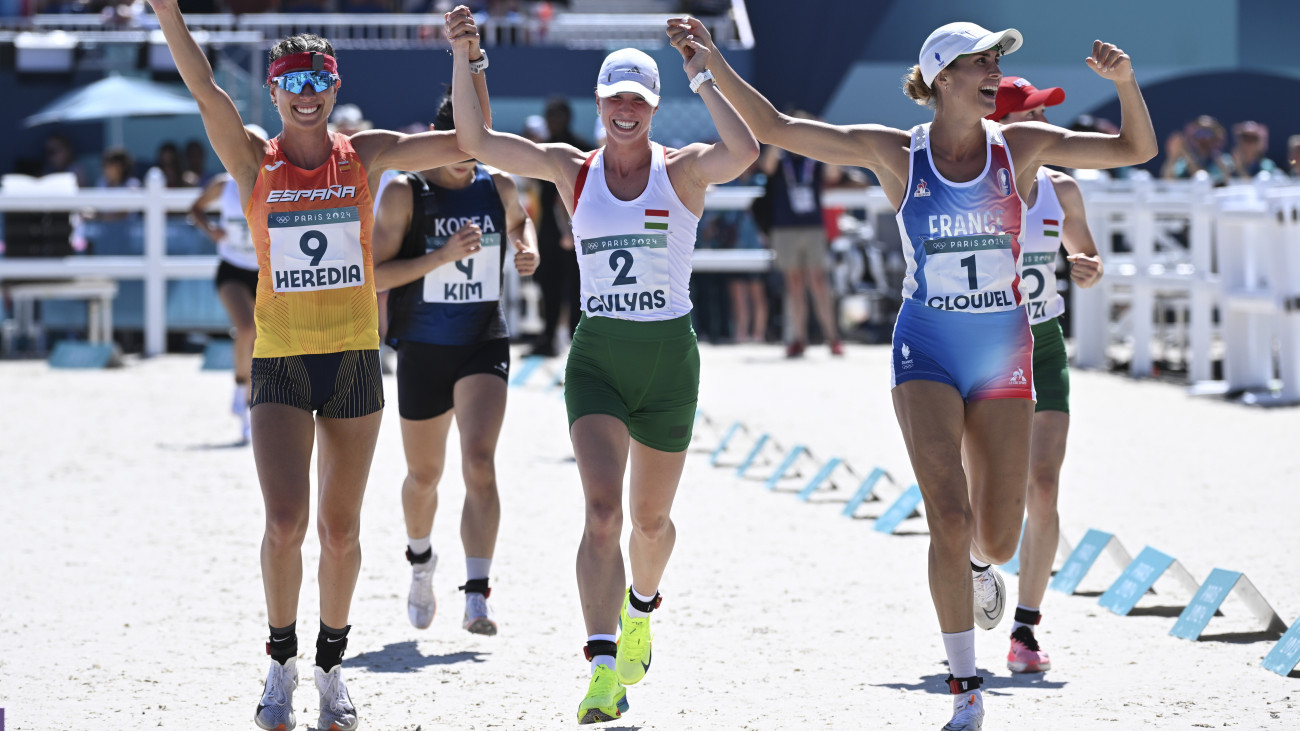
[1011,604,1039,633]
[466,557,492,582]
[408,535,432,557]
[626,585,657,618]
[942,629,977,679]
[970,552,990,572]
[588,633,617,673]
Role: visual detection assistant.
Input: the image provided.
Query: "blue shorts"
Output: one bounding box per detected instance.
[890,301,1035,402]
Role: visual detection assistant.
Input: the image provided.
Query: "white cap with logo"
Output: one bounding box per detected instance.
[596,48,661,107]
[919,22,1023,87]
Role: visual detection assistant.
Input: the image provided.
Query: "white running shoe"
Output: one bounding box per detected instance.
[314,664,359,731]
[972,567,1006,630]
[463,591,498,635]
[941,688,984,731]
[254,657,297,731]
[408,552,437,629]
[232,384,249,417]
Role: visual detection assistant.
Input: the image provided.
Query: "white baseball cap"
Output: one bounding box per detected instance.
[596,48,660,107]
[919,22,1023,87]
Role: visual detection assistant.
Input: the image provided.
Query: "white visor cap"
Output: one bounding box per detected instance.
[919,22,1023,87]
[596,48,661,107]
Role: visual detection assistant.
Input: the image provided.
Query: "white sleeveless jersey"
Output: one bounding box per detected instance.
[895,120,1026,313]
[571,142,699,322]
[1020,168,1066,325]
[216,176,258,271]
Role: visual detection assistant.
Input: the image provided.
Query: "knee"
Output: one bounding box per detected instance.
[1025,474,1059,521]
[925,497,973,551]
[264,508,308,550]
[405,464,444,496]
[462,450,497,491]
[631,510,672,543]
[977,527,1020,565]
[317,513,361,557]
[584,501,623,544]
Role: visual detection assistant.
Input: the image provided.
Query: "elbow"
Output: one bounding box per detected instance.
[740,137,761,166]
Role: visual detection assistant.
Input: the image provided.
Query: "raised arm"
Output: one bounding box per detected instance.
[353,7,494,189]
[1050,172,1103,288]
[666,17,905,174]
[448,10,584,195]
[492,172,539,277]
[665,34,758,190]
[1007,41,1158,173]
[147,0,263,189]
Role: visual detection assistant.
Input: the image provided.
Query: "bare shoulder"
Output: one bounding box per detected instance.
[489,169,519,195]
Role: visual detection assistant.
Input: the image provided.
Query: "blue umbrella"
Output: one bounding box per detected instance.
[24,74,200,146]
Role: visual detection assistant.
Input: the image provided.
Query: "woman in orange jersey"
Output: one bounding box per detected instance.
[148,2,491,729]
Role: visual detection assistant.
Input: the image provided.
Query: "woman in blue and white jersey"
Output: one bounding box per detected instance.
[677,17,1154,730]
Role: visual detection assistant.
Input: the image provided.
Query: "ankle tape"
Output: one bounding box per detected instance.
[584,640,617,661]
[459,578,491,597]
[628,589,662,614]
[946,675,982,694]
[1013,607,1041,625]
[406,546,433,565]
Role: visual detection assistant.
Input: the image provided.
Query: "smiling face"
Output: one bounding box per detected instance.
[937,49,1002,113]
[597,92,657,143]
[271,78,336,133]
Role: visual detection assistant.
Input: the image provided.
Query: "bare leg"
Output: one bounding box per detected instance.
[626,441,687,594]
[1018,411,1069,609]
[806,267,840,343]
[217,280,256,383]
[572,414,630,636]
[399,411,454,543]
[748,278,769,342]
[784,269,807,345]
[963,398,1034,566]
[454,374,506,559]
[728,278,752,342]
[315,410,383,628]
[252,403,316,627]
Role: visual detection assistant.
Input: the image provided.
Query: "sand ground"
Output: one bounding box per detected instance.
[2,343,1297,730]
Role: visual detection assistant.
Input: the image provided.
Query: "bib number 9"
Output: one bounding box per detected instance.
[300,230,328,267]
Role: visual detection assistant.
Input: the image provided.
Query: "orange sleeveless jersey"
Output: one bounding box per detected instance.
[246,134,378,357]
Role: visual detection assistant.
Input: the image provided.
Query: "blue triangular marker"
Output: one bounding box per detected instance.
[797,457,842,501]
[734,433,770,477]
[1170,569,1240,640]
[1050,529,1114,595]
[874,484,922,534]
[841,467,887,518]
[1262,617,1300,676]
[1098,546,1176,616]
[764,445,806,490]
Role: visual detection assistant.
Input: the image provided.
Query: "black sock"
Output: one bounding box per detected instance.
[267,622,297,665]
[1014,607,1041,626]
[971,561,990,573]
[315,622,350,672]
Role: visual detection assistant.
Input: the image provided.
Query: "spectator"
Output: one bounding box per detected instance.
[1230,121,1279,179]
[182,138,210,187]
[96,147,141,189]
[1161,115,1234,185]
[761,125,843,358]
[528,95,591,357]
[722,160,770,343]
[41,133,87,186]
[153,141,187,187]
[1289,134,1300,178]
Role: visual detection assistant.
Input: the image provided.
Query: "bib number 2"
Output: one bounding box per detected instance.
[610,250,637,286]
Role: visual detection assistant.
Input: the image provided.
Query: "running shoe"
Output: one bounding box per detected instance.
[577,664,629,725]
[314,664,358,731]
[830,339,845,356]
[972,566,1006,630]
[941,687,984,731]
[463,590,498,635]
[254,657,297,731]
[407,550,437,629]
[785,341,806,358]
[1006,625,1052,673]
[615,591,654,686]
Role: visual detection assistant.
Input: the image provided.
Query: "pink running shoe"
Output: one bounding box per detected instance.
[1007,626,1051,673]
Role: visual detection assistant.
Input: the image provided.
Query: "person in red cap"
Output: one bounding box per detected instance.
[149,1,493,728]
[671,17,1155,731]
[987,75,1104,677]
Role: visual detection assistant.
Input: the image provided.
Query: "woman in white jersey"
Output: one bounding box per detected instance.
[447,8,758,724]
[672,18,1154,730]
[189,123,268,443]
[987,76,1103,674]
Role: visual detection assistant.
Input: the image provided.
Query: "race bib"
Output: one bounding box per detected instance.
[1021,250,1062,322]
[267,207,365,293]
[580,233,670,315]
[920,233,1019,312]
[788,185,816,214]
[422,233,501,303]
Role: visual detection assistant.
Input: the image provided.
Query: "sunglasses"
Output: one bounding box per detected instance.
[272,70,339,94]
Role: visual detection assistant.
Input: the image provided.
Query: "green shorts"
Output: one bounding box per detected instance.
[1031,318,1069,414]
[564,313,700,453]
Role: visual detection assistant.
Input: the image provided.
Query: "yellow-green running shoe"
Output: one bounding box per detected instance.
[615,591,657,685]
[577,665,629,724]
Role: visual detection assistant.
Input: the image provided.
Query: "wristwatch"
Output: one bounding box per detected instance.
[689,69,715,93]
[469,50,489,75]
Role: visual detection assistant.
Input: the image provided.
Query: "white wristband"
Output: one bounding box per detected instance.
[689,69,715,94]
[468,50,489,75]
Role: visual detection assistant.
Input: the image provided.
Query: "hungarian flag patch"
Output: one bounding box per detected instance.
[1042,218,1060,237]
[644,209,669,231]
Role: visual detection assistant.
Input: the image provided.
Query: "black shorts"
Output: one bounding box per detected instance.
[395,338,511,420]
[251,349,384,418]
[215,260,259,297]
